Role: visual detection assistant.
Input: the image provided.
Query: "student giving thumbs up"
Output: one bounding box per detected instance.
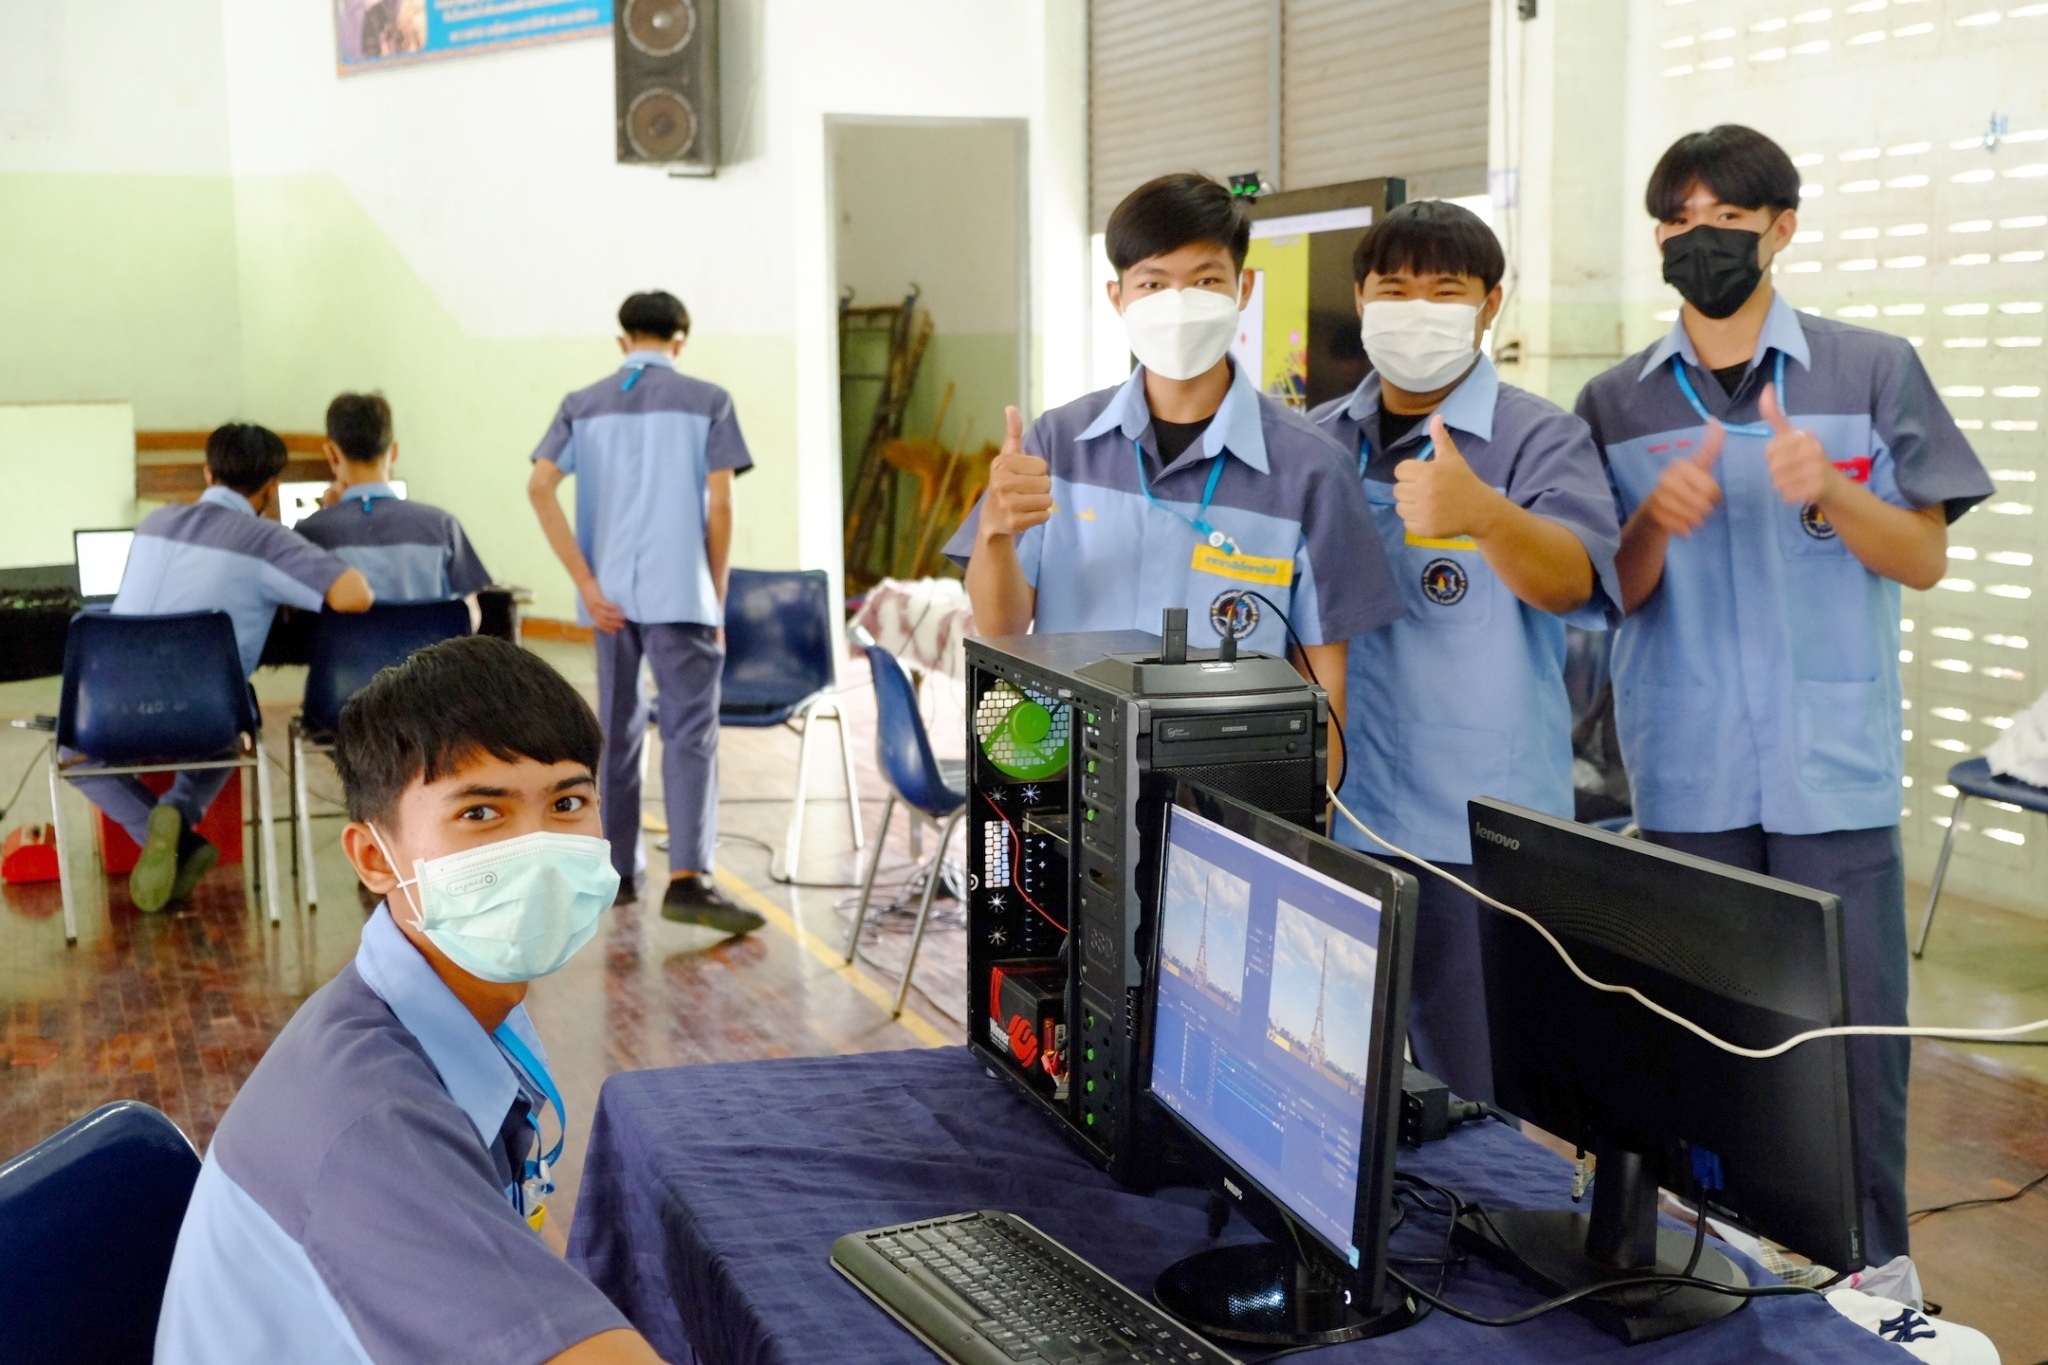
[980,406,1054,537]
[1391,414,1507,541]
[1640,419,1725,537]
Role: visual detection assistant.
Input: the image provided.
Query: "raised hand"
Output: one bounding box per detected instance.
[1760,383,1840,507]
[978,405,1054,540]
[1390,414,1502,541]
[1642,419,1725,537]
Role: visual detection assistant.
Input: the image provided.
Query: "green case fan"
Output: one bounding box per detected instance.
[975,680,1071,781]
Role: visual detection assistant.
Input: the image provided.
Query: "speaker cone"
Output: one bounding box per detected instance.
[624,0,697,56]
[626,88,699,161]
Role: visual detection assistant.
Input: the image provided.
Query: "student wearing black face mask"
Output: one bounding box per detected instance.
[1573,125,1993,1268]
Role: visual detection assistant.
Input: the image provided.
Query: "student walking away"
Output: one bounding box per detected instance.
[153,637,665,1365]
[1310,200,1621,1107]
[297,392,493,622]
[1575,125,1993,1265]
[66,424,374,913]
[947,172,1400,776]
[528,291,759,934]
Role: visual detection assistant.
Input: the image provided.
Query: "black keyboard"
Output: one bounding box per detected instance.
[832,1211,1238,1365]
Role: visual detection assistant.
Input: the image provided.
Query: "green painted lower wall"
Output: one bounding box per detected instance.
[0,171,801,620]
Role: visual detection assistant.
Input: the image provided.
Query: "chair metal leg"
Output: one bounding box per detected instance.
[894,808,963,1018]
[1913,792,1969,958]
[253,747,283,927]
[293,729,318,912]
[49,741,77,946]
[846,795,895,965]
[832,700,865,853]
[776,700,822,882]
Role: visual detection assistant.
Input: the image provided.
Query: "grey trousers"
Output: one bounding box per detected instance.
[1643,824,1911,1266]
[595,621,722,882]
[1396,858,1497,1108]
[60,745,234,846]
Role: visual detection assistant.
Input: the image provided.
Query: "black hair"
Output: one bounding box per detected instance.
[326,392,394,463]
[1104,172,1251,275]
[333,635,604,827]
[1350,199,1506,290]
[1646,125,1801,221]
[204,423,289,496]
[618,290,691,340]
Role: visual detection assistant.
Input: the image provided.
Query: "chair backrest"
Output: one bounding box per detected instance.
[0,1101,201,1365]
[302,600,474,735]
[721,569,836,713]
[59,611,256,762]
[864,645,962,818]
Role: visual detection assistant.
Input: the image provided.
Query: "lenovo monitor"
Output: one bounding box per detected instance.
[73,529,135,603]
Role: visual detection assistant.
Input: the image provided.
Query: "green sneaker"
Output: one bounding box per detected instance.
[168,833,219,904]
[129,805,185,912]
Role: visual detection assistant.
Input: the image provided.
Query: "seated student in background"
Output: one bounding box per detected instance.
[67,424,373,914]
[947,171,1400,760]
[297,391,492,624]
[1310,200,1620,1106]
[1575,125,1993,1264]
[154,637,663,1365]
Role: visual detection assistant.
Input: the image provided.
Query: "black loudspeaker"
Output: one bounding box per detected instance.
[614,0,718,172]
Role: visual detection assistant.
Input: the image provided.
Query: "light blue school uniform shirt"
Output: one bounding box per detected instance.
[295,483,493,604]
[154,905,624,1364]
[944,359,1400,658]
[1575,295,1992,836]
[530,351,754,628]
[114,486,350,677]
[1311,356,1623,864]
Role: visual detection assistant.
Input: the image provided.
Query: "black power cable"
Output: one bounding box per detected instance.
[1909,1168,2048,1224]
[1215,590,1348,798]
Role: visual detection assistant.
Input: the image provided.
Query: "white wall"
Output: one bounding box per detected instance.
[0,403,136,570]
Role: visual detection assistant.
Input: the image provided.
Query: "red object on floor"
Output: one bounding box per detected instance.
[95,769,246,874]
[1,824,60,884]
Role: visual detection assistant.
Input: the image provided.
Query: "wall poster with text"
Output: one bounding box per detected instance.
[335,0,613,75]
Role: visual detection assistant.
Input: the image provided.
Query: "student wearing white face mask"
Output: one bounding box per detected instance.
[948,172,1401,773]
[1309,200,1621,1105]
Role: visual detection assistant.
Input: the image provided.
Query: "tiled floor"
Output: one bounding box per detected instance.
[2,641,2046,1361]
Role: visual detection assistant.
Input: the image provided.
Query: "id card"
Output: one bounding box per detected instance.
[1190,543,1294,586]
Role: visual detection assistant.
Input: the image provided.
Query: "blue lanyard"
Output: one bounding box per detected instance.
[1134,438,1235,554]
[348,492,394,516]
[1356,432,1435,479]
[492,1024,566,1190]
[620,362,653,392]
[1669,350,1786,437]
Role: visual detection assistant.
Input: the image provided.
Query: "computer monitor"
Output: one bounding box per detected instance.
[278,478,406,529]
[73,528,135,602]
[1143,781,1419,1347]
[1465,798,1862,1343]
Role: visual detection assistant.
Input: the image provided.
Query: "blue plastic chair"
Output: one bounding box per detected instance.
[843,645,966,1016]
[289,601,472,910]
[0,1101,201,1364]
[718,569,863,882]
[52,611,281,941]
[1914,756,2048,956]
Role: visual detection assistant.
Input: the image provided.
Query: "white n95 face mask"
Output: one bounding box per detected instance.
[372,827,619,983]
[1360,299,1483,393]
[1121,286,1241,381]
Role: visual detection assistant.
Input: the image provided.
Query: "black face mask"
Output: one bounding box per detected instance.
[1661,223,1766,320]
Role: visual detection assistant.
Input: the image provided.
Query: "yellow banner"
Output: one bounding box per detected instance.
[1191,544,1295,586]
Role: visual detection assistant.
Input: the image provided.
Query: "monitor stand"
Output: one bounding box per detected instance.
[1454,1146,1748,1344]
[1153,1241,1421,1348]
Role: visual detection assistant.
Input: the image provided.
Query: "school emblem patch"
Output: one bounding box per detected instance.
[1210,590,1259,640]
[1800,502,1838,540]
[1420,558,1468,606]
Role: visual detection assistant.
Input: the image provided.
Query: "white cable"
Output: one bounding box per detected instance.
[1326,787,2048,1060]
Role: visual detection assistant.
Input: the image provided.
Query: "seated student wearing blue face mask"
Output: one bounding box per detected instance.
[949,172,1401,771]
[154,637,663,1365]
[295,392,493,624]
[1310,200,1622,1107]
[1575,126,1992,1266]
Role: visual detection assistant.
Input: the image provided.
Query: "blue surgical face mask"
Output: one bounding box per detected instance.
[371,827,619,983]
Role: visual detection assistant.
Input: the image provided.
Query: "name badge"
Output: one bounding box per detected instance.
[1403,532,1479,550]
[1190,543,1295,586]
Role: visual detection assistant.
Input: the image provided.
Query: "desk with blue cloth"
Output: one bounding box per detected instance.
[566,1048,1903,1365]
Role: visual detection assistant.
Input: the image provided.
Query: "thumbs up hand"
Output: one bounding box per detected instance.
[1761,383,1841,508]
[978,405,1054,540]
[1391,414,1504,541]
[1641,419,1725,537]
